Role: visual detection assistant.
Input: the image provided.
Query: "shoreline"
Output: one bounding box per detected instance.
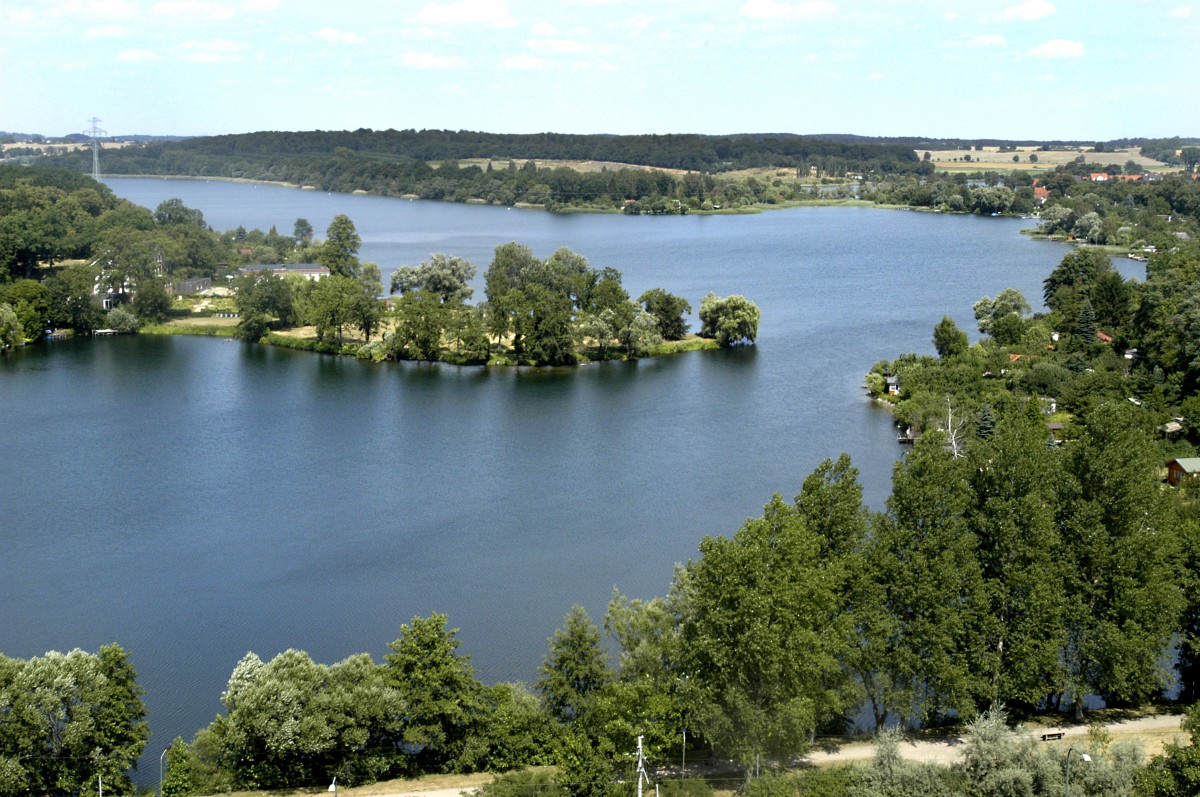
[102,173,940,217]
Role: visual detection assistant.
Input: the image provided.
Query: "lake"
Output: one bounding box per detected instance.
[0,179,1086,777]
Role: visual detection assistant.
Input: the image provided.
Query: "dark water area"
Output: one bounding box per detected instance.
[1,179,1077,777]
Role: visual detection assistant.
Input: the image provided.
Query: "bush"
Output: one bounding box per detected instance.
[105,306,140,333]
[476,769,564,797]
[658,778,714,797]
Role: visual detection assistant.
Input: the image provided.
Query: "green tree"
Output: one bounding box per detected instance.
[318,214,362,278]
[154,197,207,228]
[458,683,560,772]
[390,253,476,303]
[161,736,196,797]
[45,261,103,332]
[967,410,1066,711]
[306,274,361,345]
[390,289,448,360]
[0,279,50,341]
[638,288,692,340]
[619,308,663,358]
[213,649,398,788]
[932,315,969,358]
[681,485,858,772]
[0,644,149,797]
[0,303,22,353]
[133,277,171,323]
[698,292,760,346]
[1072,300,1097,348]
[859,433,988,728]
[384,614,486,773]
[293,217,314,246]
[537,606,611,725]
[1181,146,1200,173]
[973,289,1030,339]
[1058,403,1182,715]
[1136,703,1200,795]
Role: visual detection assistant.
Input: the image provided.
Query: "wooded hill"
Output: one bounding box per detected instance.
[60,128,922,173]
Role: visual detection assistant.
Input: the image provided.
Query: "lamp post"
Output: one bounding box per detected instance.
[1065,747,1091,797]
[159,747,169,797]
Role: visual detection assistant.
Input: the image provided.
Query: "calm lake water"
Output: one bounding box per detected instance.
[1,179,1088,775]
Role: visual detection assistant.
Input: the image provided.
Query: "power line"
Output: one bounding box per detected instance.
[84,117,107,180]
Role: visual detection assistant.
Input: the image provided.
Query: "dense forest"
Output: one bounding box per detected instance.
[36,129,927,213]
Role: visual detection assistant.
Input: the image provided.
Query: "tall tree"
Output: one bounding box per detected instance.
[0,645,149,797]
[638,288,692,341]
[698,293,760,346]
[858,433,988,728]
[293,217,314,246]
[967,409,1066,711]
[537,606,610,725]
[383,614,486,773]
[932,315,969,358]
[1057,403,1182,715]
[318,214,362,278]
[681,484,858,772]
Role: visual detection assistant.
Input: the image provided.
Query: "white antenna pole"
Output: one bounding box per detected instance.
[636,735,650,797]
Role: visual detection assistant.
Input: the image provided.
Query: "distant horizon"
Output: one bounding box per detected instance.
[3,1,1197,143]
[5,127,1195,145]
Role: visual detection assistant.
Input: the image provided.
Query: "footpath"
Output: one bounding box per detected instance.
[805,713,1186,766]
[321,714,1188,797]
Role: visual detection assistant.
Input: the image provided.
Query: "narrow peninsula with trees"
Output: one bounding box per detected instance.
[0,165,759,365]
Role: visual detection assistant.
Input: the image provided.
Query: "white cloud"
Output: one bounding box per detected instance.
[531,22,558,36]
[997,0,1056,22]
[86,23,127,38]
[180,38,247,63]
[401,51,466,69]
[622,13,654,34]
[1169,5,1192,18]
[412,0,516,27]
[118,48,160,62]
[315,28,365,45]
[953,33,1008,47]
[740,0,837,21]
[1029,38,1084,58]
[152,1,237,21]
[943,12,960,21]
[527,38,585,55]
[241,0,278,10]
[501,53,545,70]
[868,71,884,79]
[52,0,136,20]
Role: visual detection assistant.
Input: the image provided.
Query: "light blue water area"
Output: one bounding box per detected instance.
[1,180,1073,774]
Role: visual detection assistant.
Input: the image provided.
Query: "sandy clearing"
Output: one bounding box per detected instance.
[805,713,1186,766]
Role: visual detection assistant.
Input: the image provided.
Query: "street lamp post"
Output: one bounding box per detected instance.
[159,747,169,797]
[1065,747,1091,797]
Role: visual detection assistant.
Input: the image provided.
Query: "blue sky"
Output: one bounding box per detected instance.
[2,0,1197,140]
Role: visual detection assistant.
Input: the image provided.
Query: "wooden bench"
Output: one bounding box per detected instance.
[1040,732,1065,741]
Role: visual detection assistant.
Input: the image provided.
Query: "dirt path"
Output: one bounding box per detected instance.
[805,713,1186,766]
[238,716,1188,797]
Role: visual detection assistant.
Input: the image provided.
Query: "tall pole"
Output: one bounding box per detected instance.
[160,747,169,797]
[636,736,649,797]
[84,118,106,180]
